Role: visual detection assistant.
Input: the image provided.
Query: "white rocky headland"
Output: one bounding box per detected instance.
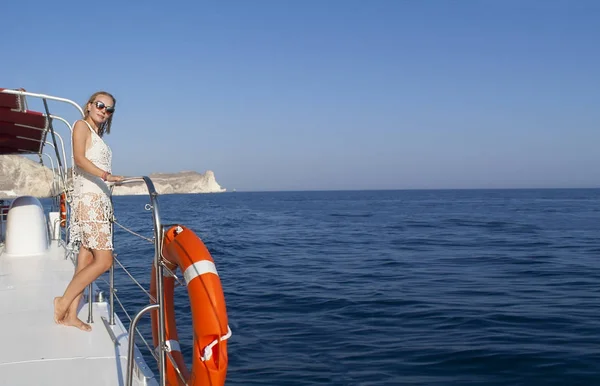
[0,155,226,198]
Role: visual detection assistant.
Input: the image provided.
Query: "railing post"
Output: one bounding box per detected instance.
[156,233,167,386]
[109,261,115,325]
[145,179,167,386]
[86,283,94,323]
[109,199,116,326]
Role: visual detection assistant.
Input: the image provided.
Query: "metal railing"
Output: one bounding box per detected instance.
[0,202,8,244]
[81,176,168,386]
[0,89,75,249]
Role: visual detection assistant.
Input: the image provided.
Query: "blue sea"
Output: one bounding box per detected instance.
[103,189,600,385]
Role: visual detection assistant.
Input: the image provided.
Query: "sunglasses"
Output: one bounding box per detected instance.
[93,101,115,114]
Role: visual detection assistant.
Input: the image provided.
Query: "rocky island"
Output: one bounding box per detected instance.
[0,155,226,198]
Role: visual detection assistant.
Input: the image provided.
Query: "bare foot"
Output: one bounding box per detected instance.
[53,297,67,324]
[63,308,71,322]
[63,317,92,332]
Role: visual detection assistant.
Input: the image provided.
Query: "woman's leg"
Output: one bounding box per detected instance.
[62,247,94,331]
[54,248,113,325]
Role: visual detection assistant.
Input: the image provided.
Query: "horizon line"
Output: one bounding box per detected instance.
[221,186,600,193]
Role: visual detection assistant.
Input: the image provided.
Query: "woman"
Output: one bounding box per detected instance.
[54,91,124,331]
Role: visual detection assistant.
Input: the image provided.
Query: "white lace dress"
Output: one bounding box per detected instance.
[69,120,113,250]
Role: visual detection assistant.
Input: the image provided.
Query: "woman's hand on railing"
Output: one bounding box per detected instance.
[111,177,142,186]
[107,174,125,183]
[108,176,158,198]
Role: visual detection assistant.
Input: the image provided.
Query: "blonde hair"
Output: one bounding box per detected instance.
[83,91,116,137]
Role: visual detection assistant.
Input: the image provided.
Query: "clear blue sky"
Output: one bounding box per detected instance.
[3,1,599,191]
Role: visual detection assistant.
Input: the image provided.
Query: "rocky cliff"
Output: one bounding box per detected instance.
[0,155,56,197]
[0,155,226,198]
[112,170,226,195]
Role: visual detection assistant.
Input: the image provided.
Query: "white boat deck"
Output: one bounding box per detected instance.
[0,240,156,386]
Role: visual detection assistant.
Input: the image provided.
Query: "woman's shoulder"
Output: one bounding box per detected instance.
[73,120,93,138]
[73,120,92,131]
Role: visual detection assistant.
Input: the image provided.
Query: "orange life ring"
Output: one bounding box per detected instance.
[59,193,67,228]
[150,225,230,386]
